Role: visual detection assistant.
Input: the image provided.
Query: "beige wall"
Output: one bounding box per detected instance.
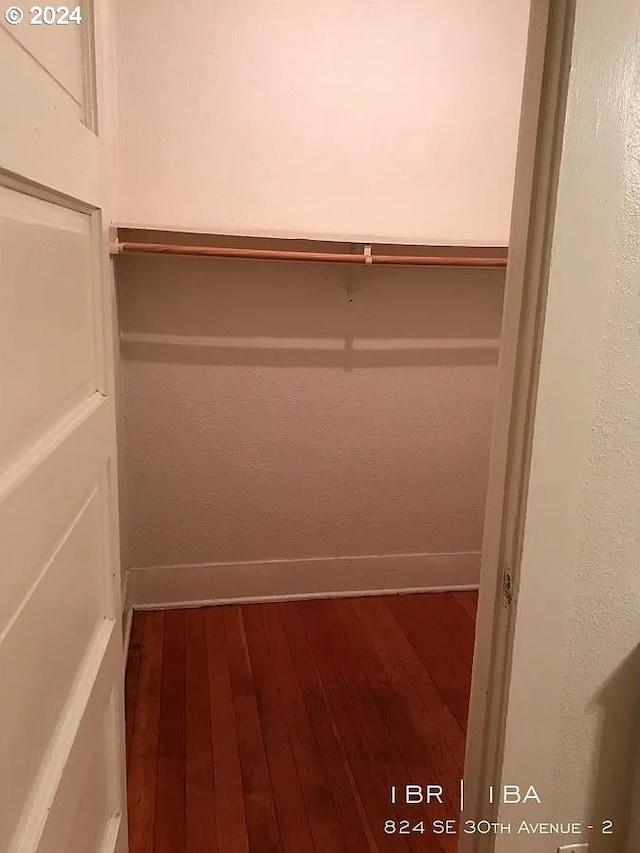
[113,1,524,592]
[117,258,504,579]
[115,0,529,245]
[495,0,640,847]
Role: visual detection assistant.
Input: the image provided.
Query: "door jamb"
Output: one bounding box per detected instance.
[460,1,577,847]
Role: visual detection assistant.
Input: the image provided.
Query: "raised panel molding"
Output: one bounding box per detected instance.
[0,395,112,633]
[0,34,102,206]
[0,183,102,464]
[7,618,122,853]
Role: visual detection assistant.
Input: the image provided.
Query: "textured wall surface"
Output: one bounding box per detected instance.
[495,0,640,848]
[117,259,504,571]
[115,0,529,245]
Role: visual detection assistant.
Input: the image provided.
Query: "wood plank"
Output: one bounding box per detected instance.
[366,597,467,807]
[271,602,376,852]
[125,612,143,768]
[445,733,466,776]
[286,599,416,852]
[452,591,478,621]
[422,594,476,667]
[389,595,472,729]
[311,599,450,852]
[242,605,315,852]
[223,606,282,853]
[185,609,218,853]
[260,603,347,851]
[204,608,249,853]
[363,598,463,743]
[127,610,165,853]
[346,598,464,852]
[154,609,186,853]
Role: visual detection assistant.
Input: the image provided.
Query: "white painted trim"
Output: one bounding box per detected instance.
[14,619,119,853]
[462,1,577,848]
[132,585,481,611]
[122,607,133,663]
[100,813,124,853]
[126,551,480,609]
[120,567,131,662]
[112,815,128,853]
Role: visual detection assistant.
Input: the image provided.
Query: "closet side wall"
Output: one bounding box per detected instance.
[115,0,529,245]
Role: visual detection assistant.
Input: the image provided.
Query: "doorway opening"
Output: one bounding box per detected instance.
[113,1,556,851]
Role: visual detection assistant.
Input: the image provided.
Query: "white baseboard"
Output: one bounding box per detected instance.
[126,551,480,609]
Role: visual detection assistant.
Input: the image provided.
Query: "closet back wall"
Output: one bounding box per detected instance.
[114,0,525,603]
[115,0,529,245]
[118,261,504,604]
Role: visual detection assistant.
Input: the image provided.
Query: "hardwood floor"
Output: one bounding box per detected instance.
[125,592,477,853]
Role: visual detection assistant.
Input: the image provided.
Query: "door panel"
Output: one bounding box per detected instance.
[0,482,109,850]
[2,6,86,107]
[0,399,111,633]
[37,686,122,853]
[0,186,99,462]
[0,30,100,204]
[0,4,126,852]
[65,744,111,853]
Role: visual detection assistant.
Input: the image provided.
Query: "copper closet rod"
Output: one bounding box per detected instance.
[114,241,507,269]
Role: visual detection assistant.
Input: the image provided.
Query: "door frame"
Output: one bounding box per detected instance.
[461,0,576,845]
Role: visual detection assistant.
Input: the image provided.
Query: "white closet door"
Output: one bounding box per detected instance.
[0,5,127,853]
